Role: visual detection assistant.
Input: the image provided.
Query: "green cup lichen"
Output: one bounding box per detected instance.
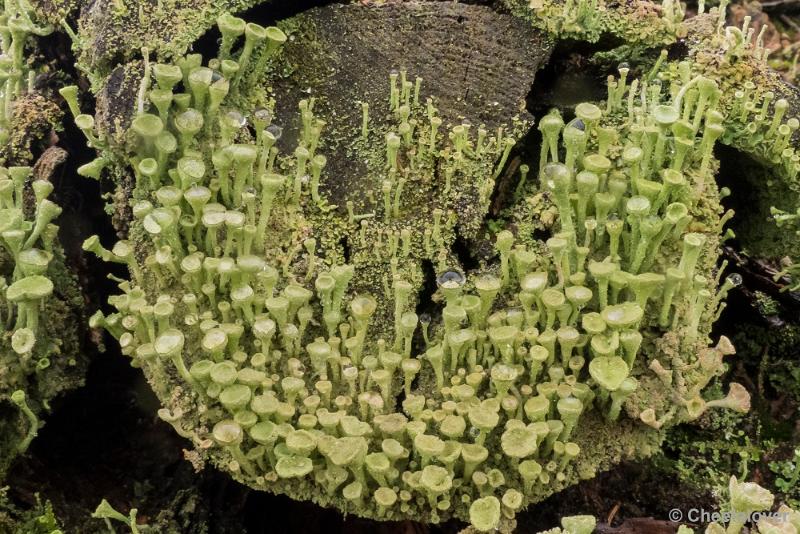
[0,165,82,473]
[67,7,786,531]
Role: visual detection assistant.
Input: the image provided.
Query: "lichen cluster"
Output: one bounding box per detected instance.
[60,10,764,530]
[688,13,800,185]
[688,13,800,290]
[528,65,751,430]
[505,0,800,267]
[531,515,596,534]
[0,162,63,443]
[652,10,800,307]
[0,0,84,476]
[504,0,683,47]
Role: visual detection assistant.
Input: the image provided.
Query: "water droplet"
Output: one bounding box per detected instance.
[211,70,223,82]
[266,124,283,140]
[727,273,743,287]
[254,108,272,124]
[571,119,585,131]
[618,62,630,71]
[437,270,465,287]
[419,313,431,325]
[225,110,247,129]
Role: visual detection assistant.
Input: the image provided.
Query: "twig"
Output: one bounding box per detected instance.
[780,14,800,33]
[606,501,621,526]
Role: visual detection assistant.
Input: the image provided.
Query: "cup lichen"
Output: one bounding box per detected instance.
[67,7,774,530]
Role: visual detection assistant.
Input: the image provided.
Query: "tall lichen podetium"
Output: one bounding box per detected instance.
[75,11,751,532]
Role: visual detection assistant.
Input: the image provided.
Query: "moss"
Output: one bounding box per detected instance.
[1,92,62,166]
[0,489,63,534]
[28,0,84,27]
[734,321,800,405]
